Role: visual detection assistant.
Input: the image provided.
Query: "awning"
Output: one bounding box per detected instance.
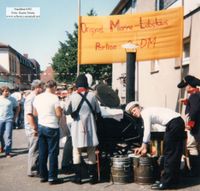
[0,82,15,89]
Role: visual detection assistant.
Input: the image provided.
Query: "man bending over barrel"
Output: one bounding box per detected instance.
[125,102,185,190]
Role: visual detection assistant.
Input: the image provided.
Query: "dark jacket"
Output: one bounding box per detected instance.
[185,92,200,134]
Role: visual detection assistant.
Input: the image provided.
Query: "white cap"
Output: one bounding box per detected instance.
[85,73,93,87]
[125,101,140,114]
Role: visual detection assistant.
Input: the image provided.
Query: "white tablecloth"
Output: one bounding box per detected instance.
[100,106,123,121]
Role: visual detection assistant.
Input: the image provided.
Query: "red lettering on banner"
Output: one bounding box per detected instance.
[138,17,168,29]
[110,19,133,32]
[81,23,104,35]
[95,42,117,50]
[140,37,157,48]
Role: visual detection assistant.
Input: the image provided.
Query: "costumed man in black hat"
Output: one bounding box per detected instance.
[177,75,200,177]
[64,74,101,184]
[125,102,185,190]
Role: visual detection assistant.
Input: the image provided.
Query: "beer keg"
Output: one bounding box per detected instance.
[133,156,156,184]
[111,155,132,184]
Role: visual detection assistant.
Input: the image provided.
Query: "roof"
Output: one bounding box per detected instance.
[0,42,9,48]
[0,43,36,69]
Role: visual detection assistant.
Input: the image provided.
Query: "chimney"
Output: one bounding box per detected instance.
[23,53,28,58]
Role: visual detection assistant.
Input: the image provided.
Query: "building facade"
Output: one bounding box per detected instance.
[0,43,40,90]
[111,0,200,112]
[40,65,55,83]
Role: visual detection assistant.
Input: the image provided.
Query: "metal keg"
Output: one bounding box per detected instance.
[133,156,156,184]
[111,155,132,184]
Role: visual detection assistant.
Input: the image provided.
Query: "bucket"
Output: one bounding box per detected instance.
[133,156,156,184]
[111,155,132,184]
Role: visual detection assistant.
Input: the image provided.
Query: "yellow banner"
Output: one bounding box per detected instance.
[78,7,183,64]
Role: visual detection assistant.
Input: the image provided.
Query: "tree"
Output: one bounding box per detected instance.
[52,25,78,83]
[52,9,112,85]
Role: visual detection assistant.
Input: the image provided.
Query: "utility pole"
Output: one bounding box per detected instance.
[77,0,81,76]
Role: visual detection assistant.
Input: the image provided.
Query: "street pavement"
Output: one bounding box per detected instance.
[0,129,200,191]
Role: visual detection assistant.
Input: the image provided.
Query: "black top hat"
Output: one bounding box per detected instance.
[76,74,88,88]
[177,75,200,88]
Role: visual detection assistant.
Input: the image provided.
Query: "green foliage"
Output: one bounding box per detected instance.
[52,10,112,84]
[52,23,78,83]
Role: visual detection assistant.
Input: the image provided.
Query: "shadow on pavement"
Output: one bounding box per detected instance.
[12,147,28,155]
[0,147,28,158]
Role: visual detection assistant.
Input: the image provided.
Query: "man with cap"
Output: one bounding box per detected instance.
[24,79,44,177]
[177,75,200,176]
[64,74,101,184]
[125,102,185,190]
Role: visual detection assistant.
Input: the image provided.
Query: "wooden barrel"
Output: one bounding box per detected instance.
[133,156,156,184]
[111,155,132,184]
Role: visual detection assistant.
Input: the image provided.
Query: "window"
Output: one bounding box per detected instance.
[131,0,137,11]
[159,0,178,10]
[9,53,17,73]
[183,40,190,58]
[175,38,190,68]
[119,0,137,14]
[182,40,190,66]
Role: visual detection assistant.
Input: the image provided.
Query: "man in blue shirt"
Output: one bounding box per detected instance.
[0,86,19,157]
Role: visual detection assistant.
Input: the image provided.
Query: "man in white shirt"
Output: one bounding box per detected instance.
[126,102,186,190]
[33,80,62,185]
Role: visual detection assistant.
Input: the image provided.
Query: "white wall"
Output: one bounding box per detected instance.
[189,11,200,78]
[138,59,180,110]
[171,0,200,15]
[0,51,9,71]
[184,0,200,14]
[136,0,156,12]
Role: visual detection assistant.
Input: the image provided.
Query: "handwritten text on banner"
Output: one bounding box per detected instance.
[78,7,183,64]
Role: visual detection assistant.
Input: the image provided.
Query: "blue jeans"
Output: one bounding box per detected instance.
[0,120,13,155]
[38,125,60,181]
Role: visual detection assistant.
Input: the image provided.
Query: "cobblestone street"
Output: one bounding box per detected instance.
[0,129,200,191]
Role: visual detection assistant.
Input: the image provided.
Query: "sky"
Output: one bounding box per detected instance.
[0,0,119,70]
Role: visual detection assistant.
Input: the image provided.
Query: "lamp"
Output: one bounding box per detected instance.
[122,42,138,52]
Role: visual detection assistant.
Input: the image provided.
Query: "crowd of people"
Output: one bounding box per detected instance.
[0,74,200,189]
